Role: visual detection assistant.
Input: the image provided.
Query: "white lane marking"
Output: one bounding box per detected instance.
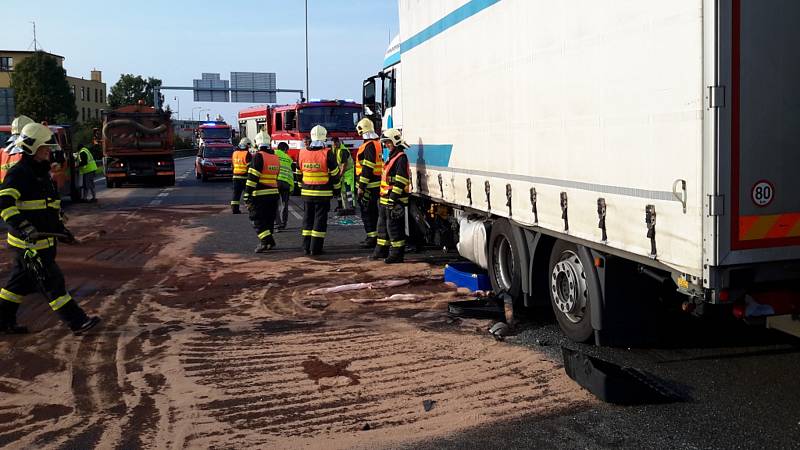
[149,199,162,206]
[157,192,169,197]
[96,177,106,183]
[288,206,303,220]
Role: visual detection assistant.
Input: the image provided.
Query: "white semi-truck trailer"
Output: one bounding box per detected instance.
[363,0,800,344]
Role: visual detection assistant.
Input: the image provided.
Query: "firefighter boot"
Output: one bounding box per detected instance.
[255,237,275,253]
[232,204,241,215]
[369,245,389,261]
[310,238,325,257]
[56,300,100,336]
[0,301,28,334]
[384,247,405,264]
[360,237,377,249]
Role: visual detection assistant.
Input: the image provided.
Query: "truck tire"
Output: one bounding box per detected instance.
[487,219,524,301]
[106,178,115,189]
[548,240,594,342]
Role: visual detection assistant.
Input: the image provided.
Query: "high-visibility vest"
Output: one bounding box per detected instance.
[78,147,97,175]
[380,151,411,197]
[0,149,22,183]
[232,150,249,178]
[275,149,294,188]
[335,144,355,189]
[257,151,280,187]
[299,148,330,186]
[355,140,383,178]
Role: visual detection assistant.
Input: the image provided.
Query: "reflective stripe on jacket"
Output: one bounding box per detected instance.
[379,150,411,206]
[246,151,280,196]
[299,148,340,198]
[355,140,383,190]
[232,150,250,178]
[275,149,294,188]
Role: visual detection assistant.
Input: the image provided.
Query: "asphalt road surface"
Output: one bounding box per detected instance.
[0,156,798,449]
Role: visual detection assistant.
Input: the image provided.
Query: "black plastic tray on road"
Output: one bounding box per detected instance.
[447,298,504,321]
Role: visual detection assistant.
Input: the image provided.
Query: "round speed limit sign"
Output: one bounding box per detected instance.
[751,180,774,207]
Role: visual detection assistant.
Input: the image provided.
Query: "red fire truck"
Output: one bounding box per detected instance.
[237,100,363,161]
[196,120,233,148]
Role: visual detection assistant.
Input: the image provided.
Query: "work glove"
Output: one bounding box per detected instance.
[389,203,405,220]
[18,222,40,242]
[58,228,77,245]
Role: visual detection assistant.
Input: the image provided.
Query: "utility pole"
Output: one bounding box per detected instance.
[305,0,309,101]
[30,21,39,51]
[174,96,180,120]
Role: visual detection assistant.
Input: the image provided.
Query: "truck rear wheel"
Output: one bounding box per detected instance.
[487,219,524,300]
[548,240,593,342]
[106,179,115,189]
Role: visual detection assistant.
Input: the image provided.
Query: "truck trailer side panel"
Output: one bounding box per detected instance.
[397,0,706,276]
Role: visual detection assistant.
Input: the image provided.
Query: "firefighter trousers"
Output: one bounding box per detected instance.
[231,178,247,211]
[0,247,88,330]
[302,198,330,255]
[250,195,278,245]
[277,181,291,228]
[374,204,406,258]
[360,190,379,242]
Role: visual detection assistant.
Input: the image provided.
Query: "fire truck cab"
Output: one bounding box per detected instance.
[196,121,233,149]
[238,100,363,162]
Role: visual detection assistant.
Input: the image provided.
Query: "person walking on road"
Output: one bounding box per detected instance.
[371,128,411,264]
[0,115,33,184]
[230,137,252,214]
[332,137,355,214]
[355,118,383,249]
[0,123,100,335]
[275,142,295,230]
[76,145,98,203]
[244,132,281,253]
[298,125,340,256]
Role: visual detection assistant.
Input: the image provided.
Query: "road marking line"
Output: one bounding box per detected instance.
[149,200,162,206]
[289,206,303,220]
[157,192,169,197]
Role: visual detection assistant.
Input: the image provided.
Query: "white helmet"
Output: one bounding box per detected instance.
[380,128,408,149]
[356,117,374,135]
[255,131,271,149]
[310,125,327,142]
[237,137,252,150]
[14,123,59,156]
[10,115,34,136]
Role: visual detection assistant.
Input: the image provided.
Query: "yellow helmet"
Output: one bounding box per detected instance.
[356,117,375,135]
[14,123,59,155]
[255,131,272,149]
[10,115,34,135]
[310,125,327,142]
[380,128,407,149]
[237,137,252,149]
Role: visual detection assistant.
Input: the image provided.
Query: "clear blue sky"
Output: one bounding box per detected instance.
[3,0,399,122]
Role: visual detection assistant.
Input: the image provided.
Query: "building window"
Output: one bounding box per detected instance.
[94,88,98,103]
[101,90,105,103]
[0,57,12,71]
[70,85,75,97]
[95,109,99,119]
[81,107,85,122]
[81,87,85,101]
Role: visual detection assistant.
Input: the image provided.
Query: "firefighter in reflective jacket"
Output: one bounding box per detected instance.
[275,142,295,229]
[298,125,340,256]
[354,118,383,248]
[371,128,411,264]
[245,132,280,253]
[231,137,253,214]
[0,123,100,335]
[0,115,33,183]
[332,137,355,212]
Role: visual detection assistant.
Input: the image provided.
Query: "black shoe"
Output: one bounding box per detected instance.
[0,324,29,334]
[73,316,100,336]
[232,207,241,215]
[310,249,326,257]
[303,248,311,256]
[384,254,405,264]
[255,241,273,253]
[370,247,389,260]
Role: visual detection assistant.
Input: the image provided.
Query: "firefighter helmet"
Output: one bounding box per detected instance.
[310,125,327,142]
[255,131,272,149]
[238,137,252,150]
[14,123,59,155]
[356,117,375,135]
[380,128,407,149]
[10,115,33,136]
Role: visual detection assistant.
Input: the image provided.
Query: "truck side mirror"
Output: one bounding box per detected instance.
[363,79,377,110]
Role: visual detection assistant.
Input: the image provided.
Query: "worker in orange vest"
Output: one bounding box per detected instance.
[354,118,383,249]
[372,128,411,264]
[244,132,281,252]
[231,137,252,214]
[0,115,34,183]
[298,125,340,256]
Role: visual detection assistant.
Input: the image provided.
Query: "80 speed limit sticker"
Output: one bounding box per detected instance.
[751,180,774,207]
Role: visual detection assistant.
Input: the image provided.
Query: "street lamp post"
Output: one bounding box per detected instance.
[305,0,309,100]
[174,96,180,120]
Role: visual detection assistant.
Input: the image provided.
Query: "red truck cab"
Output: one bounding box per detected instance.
[195,143,235,181]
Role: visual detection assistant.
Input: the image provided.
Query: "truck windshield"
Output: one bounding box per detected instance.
[204,146,234,158]
[201,128,230,140]
[298,107,361,133]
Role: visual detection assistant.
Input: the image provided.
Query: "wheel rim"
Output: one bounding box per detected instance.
[550,250,588,324]
[492,235,515,291]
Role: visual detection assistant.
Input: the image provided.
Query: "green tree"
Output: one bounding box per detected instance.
[107,74,163,109]
[10,51,77,123]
